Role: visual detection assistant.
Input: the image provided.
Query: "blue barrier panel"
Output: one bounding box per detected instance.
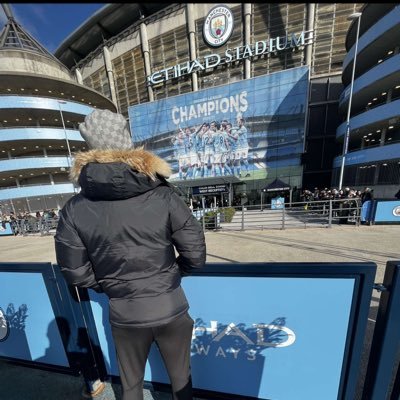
[0,222,13,236]
[371,200,400,224]
[271,197,285,209]
[361,261,400,400]
[0,263,69,370]
[0,262,107,382]
[82,262,376,400]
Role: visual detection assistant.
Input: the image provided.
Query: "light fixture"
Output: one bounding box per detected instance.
[389,126,394,129]
[376,129,381,133]
[15,118,19,121]
[42,118,46,121]
[1,150,5,153]
[396,85,400,89]
[81,99,85,101]
[371,139,375,142]
[19,174,23,177]
[368,133,372,136]
[48,145,52,148]
[388,50,393,55]
[54,118,58,121]
[6,89,11,92]
[35,146,39,148]
[48,90,52,93]
[23,147,27,149]
[72,95,75,98]
[28,117,32,121]
[388,137,392,141]
[34,89,39,92]
[382,92,387,96]
[60,145,64,148]
[363,135,367,138]
[373,98,377,101]
[61,92,64,95]
[378,59,383,64]
[30,173,34,176]
[383,163,388,166]
[3,120,7,123]
[367,102,372,105]
[11,148,15,151]
[20,88,24,91]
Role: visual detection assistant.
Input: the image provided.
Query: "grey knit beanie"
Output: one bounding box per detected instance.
[79,109,133,150]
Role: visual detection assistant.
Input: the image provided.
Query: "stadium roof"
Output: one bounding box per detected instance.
[54,3,170,70]
[0,3,60,63]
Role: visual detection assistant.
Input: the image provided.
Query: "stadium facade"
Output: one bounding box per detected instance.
[332,4,400,198]
[55,2,370,205]
[3,3,398,210]
[0,5,116,214]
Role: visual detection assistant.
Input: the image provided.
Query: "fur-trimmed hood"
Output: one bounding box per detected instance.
[70,148,171,183]
[70,148,172,201]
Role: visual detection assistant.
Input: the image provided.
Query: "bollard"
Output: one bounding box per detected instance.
[241,206,245,230]
[328,200,333,228]
[281,207,285,230]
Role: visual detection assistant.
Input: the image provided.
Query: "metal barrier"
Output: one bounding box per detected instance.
[1,199,362,236]
[199,198,362,231]
[361,261,400,400]
[0,261,376,400]
[8,218,59,236]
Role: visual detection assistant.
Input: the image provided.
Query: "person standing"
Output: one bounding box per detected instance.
[55,109,206,400]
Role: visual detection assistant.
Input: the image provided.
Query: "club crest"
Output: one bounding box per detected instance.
[203,5,234,47]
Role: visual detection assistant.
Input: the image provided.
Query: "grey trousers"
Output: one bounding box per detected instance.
[111,312,194,400]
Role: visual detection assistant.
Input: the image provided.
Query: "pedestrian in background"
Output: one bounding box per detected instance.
[55,109,206,400]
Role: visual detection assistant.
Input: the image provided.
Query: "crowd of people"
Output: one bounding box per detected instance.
[171,117,251,180]
[0,209,59,235]
[300,187,374,204]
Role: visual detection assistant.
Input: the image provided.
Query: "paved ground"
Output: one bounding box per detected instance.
[0,224,399,399]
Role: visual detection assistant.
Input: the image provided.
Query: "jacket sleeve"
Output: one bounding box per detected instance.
[54,204,102,292]
[169,191,206,276]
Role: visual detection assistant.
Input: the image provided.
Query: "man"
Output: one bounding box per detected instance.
[203,122,215,177]
[55,109,206,400]
[172,128,188,180]
[232,117,250,177]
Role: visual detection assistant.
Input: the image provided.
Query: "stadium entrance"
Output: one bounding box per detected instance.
[175,175,241,208]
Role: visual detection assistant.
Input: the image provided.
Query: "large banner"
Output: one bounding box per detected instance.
[129,66,309,182]
[87,262,376,400]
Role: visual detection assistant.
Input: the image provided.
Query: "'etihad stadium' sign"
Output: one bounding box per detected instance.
[147,31,312,86]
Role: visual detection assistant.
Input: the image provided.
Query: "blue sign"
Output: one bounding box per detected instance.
[0,270,69,366]
[373,200,400,223]
[129,67,309,182]
[271,196,285,209]
[0,222,13,236]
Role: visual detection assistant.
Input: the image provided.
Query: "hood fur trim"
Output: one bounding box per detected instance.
[70,148,172,183]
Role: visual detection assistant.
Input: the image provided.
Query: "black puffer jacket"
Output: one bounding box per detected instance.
[55,148,206,328]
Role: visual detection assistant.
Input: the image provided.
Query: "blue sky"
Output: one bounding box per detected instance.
[0,3,106,53]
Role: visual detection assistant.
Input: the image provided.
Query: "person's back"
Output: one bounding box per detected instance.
[55,109,206,400]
